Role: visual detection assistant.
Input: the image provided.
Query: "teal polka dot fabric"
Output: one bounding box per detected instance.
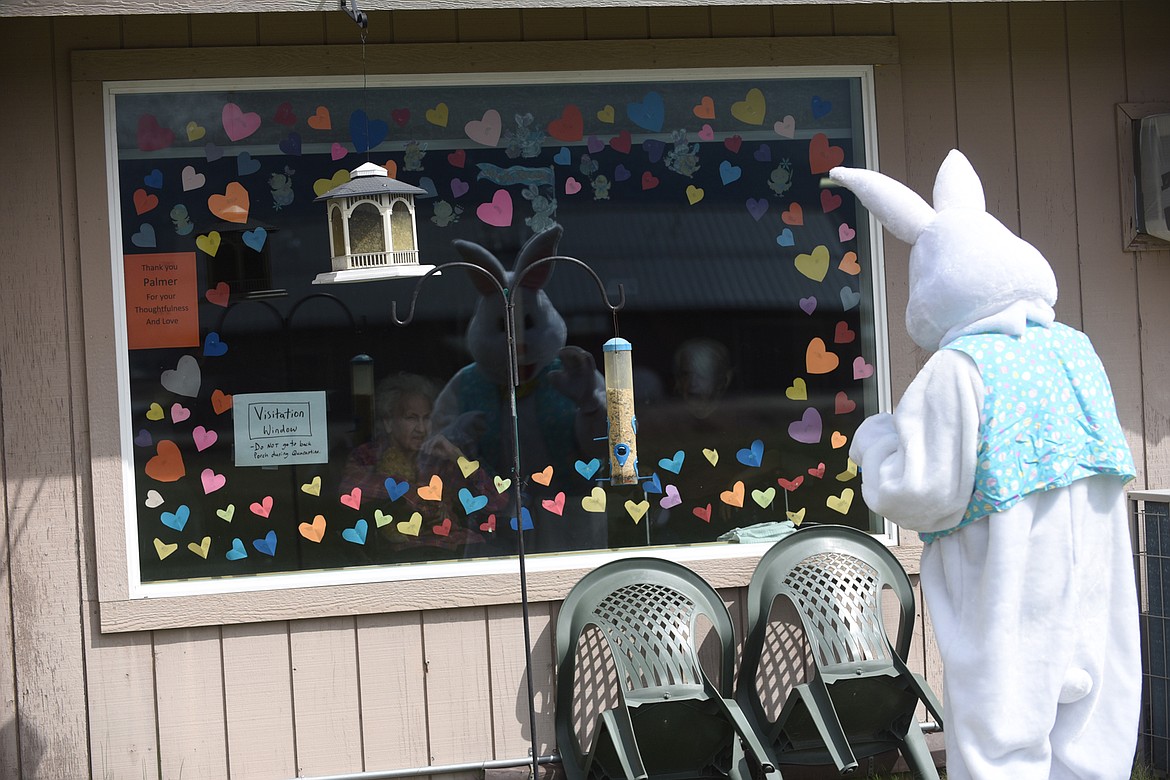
[925,322,1135,543]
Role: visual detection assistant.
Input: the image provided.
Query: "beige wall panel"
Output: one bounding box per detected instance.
[584,7,649,40]
[486,603,555,758]
[458,8,524,42]
[154,627,230,778]
[84,612,158,780]
[521,8,586,42]
[1008,3,1082,330]
[423,607,494,764]
[356,611,429,770]
[190,12,260,46]
[290,616,364,776]
[710,6,773,38]
[830,4,893,36]
[1066,2,1146,486]
[771,5,833,36]
[0,16,90,780]
[648,6,711,38]
[222,621,297,779]
[258,11,325,45]
[392,10,459,44]
[0,442,16,777]
[1121,0,1170,105]
[951,4,1018,232]
[122,13,189,47]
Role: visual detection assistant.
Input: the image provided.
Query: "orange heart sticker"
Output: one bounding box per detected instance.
[382,160,399,179]
[307,106,332,130]
[417,475,444,501]
[211,389,233,414]
[205,281,230,307]
[299,515,326,543]
[831,431,848,449]
[806,338,840,375]
[208,182,250,224]
[781,203,804,226]
[839,251,861,275]
[531,466,554,486]
[809,132,845,175]
[133,189,159,215]
[720,481,745,508]
[692,96,716,120]
[145,440,185,483]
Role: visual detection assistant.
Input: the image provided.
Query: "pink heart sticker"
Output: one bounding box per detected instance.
[181,165,206,192]
[222,102,261,142]
[340,487,362,509]
[838,223,856,242]
[250,495,274,518]
[192,426,217,452]
[331,143,348,161]
[853,356,875,380]
[565,177,582,195]
[201,468,226,494]
[773,115,796,138]
[476,190,513,227]
[170,403,191,423]
[464,108,502,147]
[698,124,715,141]
[541,492,566,516]
[660,484,682,509]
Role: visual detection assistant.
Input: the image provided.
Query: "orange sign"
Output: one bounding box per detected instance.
[124,252,199,350]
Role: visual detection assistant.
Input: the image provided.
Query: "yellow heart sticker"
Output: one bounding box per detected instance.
[720,481,745,508]
[216,504,235,522]
[836,459,859,482]
[185,121,206,141]
[625,499,650,524]
[795,245,830,282]
[702,448,719,466]
[146,402,165,421]
[597,105,615,123]
[582,486,607,513]
[187,536,211,559]
[397,512,423,537]
[493,475,512,493]
[827,488,855,514]
[730,87,766,125]
[786,507,806,526]
[751,487,776,508]
[374,509,393,528]
[426,102,449,127]
[686,185,705,205]
[301,476,322,496]
[457,457,479,478]
[785,378,808,401]
[196,231,222,257]
[153,538,178,560]
[313,169,350,197]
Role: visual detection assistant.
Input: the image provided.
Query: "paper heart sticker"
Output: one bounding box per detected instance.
[385,478,410,501]
[134,429,153,447]
[383,160,398,178]
[806,338,839,375]
[250,495,274,518]
[477,190,513,227]
[192,425,217,452]
[373,509,393,528]
[510,507,534,531]
[795,245,830,282]
[575,458,601,480]
[785,378,808,401]
[349,109,389,152]
[145,440,185,482]
[236,151,261,176]
[457,456,479,478]
[658,450,685,474]
[181,165,206,192]
[187,536,211,559]
[698,124,715,142]
[253,530,277,557]
[133,189,159,216]
[142,169,161,189]
[808,462,827,479]
[211,389,233,414]
[719,161,742,185]
[643,473,663,494]
[493,475,512,494]
[799,296,817,315]
[301,476,322,496]
[153,538,178,560]
[417,475,443,502]
[853,356,875,380]
[342,518,368,545]
[391,108,410,127]
[839,223,856,243]
[839,251,861,275]
[313,170,350,197]
[196,231,222,257]
[201,468,226,494]
[730,87,766,125]
[146,402,165,421]
[222,102,261,142]
[781,203,803,226]
[774,115,796,138]
[145,489,164,508]
[397,512,422,537]
[610,130,632,154]
[480,514,497,533]
[225,538,247,561]
[432,518,452,537]
[787,508,806,526]
[693,96,715,119]
[693,504,712,523]
[660,484,682,510]
[836,459,859,482]
[203,332,228,357]
[137,114,174,152]
[541,492,566,516]
[834,321,856,344]
[565,178,582,196]
[185,121,206,141]
[242,228,267,252]
[724,134,743,153]
[531,466,554,486]
[841,287,862,310]
[216,504,235,522]
[273,101,296,126]
[641,171,659,191]
[130,224,156,249]
[625,499,650,524]
[827,488,855,514]
[597,104,615,123]
[835,391,856,415]
[752,487,776,508]
[425,102,449,127]
[208,182,250,224]
[451,178,469,198]
[776,229,795,247]
[160,504,190,532]
[340,487,362,509]
[788,407,823,445]
[279,131,303,155]
[685,186,704,206]
[205,281,230,307]
[626,91,664,132]
[581,487,607,513]
[746,198,768,221]
[464,108,502,146]
[720,481,745,508]
[205,142,223,162]
[809,132,845,175]
[702,448,719,466]
[307,106,331,130]
[831,431,848,449]
[777,476,804,491]
[459,488,489,515]
[736,439,764,467]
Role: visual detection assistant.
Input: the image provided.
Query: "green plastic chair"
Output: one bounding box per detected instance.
[555,557,779,780]
[735,525,944,777]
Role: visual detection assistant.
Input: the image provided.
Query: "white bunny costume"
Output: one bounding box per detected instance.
[833,151,1140,779]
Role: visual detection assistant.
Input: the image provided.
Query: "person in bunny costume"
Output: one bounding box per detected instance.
[831,150,1140,779]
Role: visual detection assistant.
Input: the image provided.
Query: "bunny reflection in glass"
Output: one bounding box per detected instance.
[426,225,608,556]
[833,151,1139,780]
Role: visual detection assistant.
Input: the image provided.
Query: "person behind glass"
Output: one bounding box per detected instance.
[341,372,497,561]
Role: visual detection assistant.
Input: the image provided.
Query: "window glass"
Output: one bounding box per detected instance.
[109,70,883,586]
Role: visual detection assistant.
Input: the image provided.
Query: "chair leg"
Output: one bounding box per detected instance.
[793,683,858,774]
[593,708,649,780]
[896,720,939,780]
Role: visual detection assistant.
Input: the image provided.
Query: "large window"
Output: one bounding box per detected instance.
[104,66,886,597]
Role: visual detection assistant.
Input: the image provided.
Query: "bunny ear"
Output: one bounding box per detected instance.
[829,165,936,244]
[452,239,508,297]
[932,149,986,212]
[513,224,563,290]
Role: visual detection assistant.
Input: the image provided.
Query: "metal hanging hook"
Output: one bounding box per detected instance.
[341,0,368,30]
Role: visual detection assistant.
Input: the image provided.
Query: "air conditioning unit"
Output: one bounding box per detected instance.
[1138,113,1170,243]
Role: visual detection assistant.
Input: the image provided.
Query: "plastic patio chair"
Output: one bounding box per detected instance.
[555,557,779,780]
[735,525,944,778]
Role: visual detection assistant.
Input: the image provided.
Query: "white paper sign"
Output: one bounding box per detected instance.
[233,391,329,466]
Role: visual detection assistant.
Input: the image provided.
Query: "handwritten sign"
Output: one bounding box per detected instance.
[124,252,199,349]
[233,391,329,466]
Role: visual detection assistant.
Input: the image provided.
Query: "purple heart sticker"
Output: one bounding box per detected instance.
[134,429,153,447]
[586,135,604,154]
[614,164,631,182]
[451,178,469,198]
[799,296,818,315]
[279,132,302,156]
[204,142,223,162]
[754,144,772,163]
[746,198,769,221]
[643,138,666,164]
[788,408,823,445]
[660,484,682,509]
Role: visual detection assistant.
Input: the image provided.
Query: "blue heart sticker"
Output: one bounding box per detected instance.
[510,506,534,531]
[342,518,369,545]
[253,530,277,557]
[203,332,228,357]
[242,227,267,252]
[811,96,833,119]
[643,472,663,494]
[643,139,666,164]
[279,131,302,156]
[236,151,261,176]
[131,223,157,248]
[776,229,795,247]
[160,504,190,532]
[554,146,571,165]
[658,450,685,474]
[385,478,410,501]
[736,439,765,468]
[719,160,742,186]
[841,286,861,310]
[349,109,389,152]
[459,487,489,515]
[575,458,601,480]
[144,169,164,189]
[417,177,438,199]
[225,537,248,561]
[627,91,665,132]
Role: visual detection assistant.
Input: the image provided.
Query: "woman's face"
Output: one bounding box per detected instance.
[386,394,431,453]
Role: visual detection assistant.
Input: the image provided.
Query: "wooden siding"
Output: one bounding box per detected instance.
[0,3,1168,778]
